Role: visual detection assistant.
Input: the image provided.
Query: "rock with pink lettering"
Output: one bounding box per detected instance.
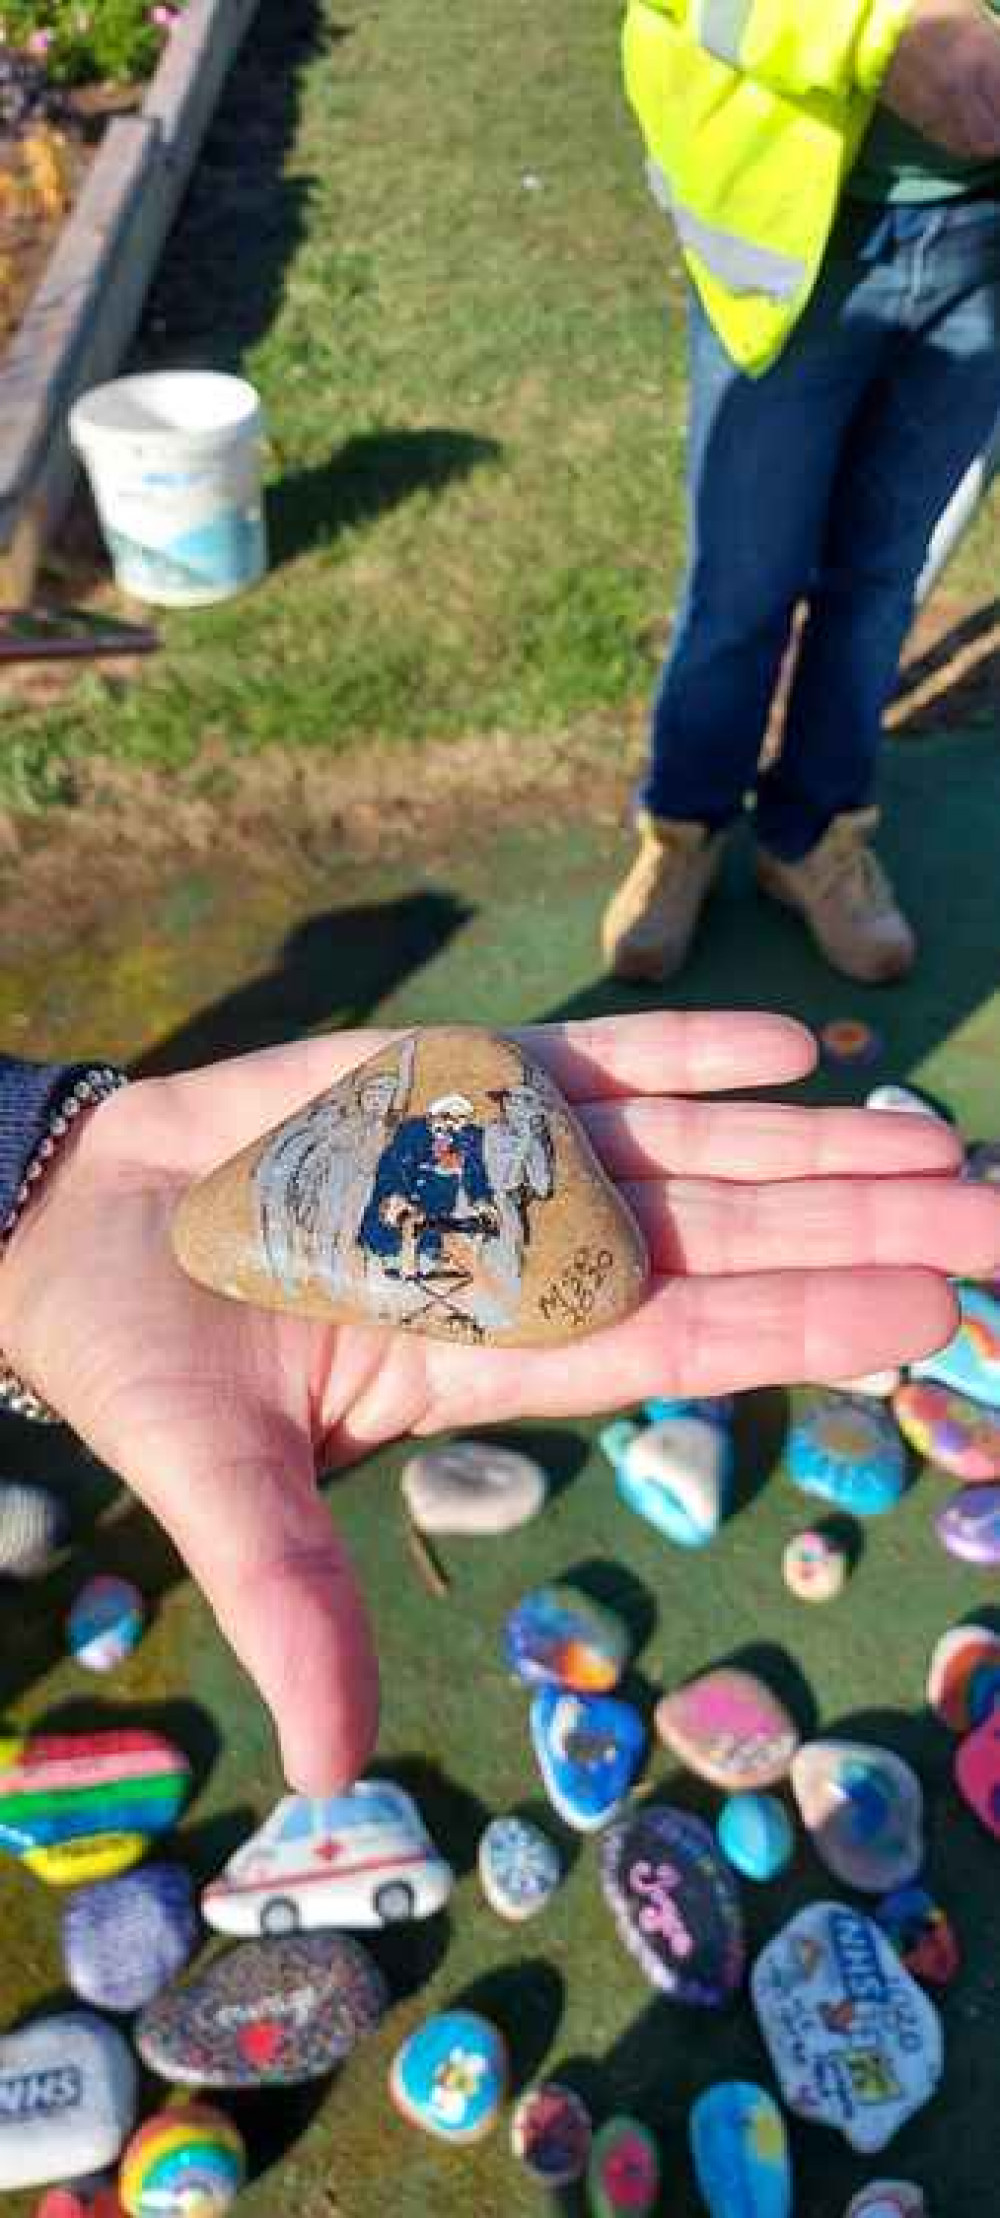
[600,1806,745,2007]
[655,1667,799,1791]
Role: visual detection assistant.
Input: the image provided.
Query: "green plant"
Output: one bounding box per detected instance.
[2,0,185,85]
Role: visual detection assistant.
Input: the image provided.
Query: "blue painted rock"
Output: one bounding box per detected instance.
[401,1439,547,1535]
[0,1727,191,1886]
[927,1623,1000,1731]
[689,2083,792,2218]
[504,1584,629,1692]
[510,2082,592,2185]
[600,1415,731,1547]
[478,1816,561,1922]
[601,1805,745,2006]
[62,1863,199,2013]
[782,1527,849,1603]
[751,1903,942,2152]
[791,1741,923,1893]
[530,1688,645,1832]
[935,1484,1000,1565]
[119,2102,245,2218]
[0,1481,68,1577]
[786,1393,906,1516]
[201,1780,453,1936]
[954,1709,1000,1839]
[643,1395,734,1426]
[66,1577,144,1673]
[0,2012,136,2191]
[845,2186,927,2218]
[894,1381,1000,1483]
[135,1932,388,2086]
[912,1284,1000,1408]
[587,2116,661,2218]
[876,1884,960,1989]
[390,2009,506,2143]
[716,1793,794,1883]
[655,1666,799,1790]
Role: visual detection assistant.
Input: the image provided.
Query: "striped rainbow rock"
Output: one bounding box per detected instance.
[0,1727,191,1884]
[120,2102,246,2218]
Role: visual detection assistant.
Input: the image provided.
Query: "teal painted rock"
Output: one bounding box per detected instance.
[504,1584,629,1692]
[390,2010,506,2143]
[600,1415,731,1547]
[643,1394,734,1426]
[912,1283,1000,1408]
[689,2082,792,2218]
[716,1793,794,1882]
[587,2116,661,2218]
[791,1741,923,1893]
[786,1392,906,1516]
[531,1688,645,1832]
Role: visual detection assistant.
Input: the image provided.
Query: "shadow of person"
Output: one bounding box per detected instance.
[268,428,503,568]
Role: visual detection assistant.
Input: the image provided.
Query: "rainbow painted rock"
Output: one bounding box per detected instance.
[689,2082,792,2218]
[782,1528,849,1604]
[894,1381,1000,1483]
[935,1484,1000,1565]
[716,1792,794,1883]
[926,1623,1000,1732]
[600,1414,731,1547]
[118,2103,245,2218]
[655,1666,799,1791]
[786,1393,906,1516]
[911,1283,1000,1408]
[791,1741,924,1894]
[875,1884,960,1989]
[0,2012,136,2192]
[510,2082,592,2186]
[0,1728,191,1885]
[0,1481,68,1577]
[478,1815,561,1922]
[62,1864,199,2014]
[954,1709,1000,1839]
[504,1584,629,1692]
[587,2116,661,2218]
[845,2186,927,2218]
[530,1688,646,1832]
[601,1805,745,2006]
[135,1932,388,2087]
[67,1578,144,1673]
[390,2010,506,2143]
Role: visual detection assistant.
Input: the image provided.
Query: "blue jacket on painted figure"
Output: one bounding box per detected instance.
[358,1116,495,1267]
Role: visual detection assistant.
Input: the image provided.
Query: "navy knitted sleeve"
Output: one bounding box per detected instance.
[0,1056,120,1229]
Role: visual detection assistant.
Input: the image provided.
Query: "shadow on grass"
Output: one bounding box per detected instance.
[268,427,503,568]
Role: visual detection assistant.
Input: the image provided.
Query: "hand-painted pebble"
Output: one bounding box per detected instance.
[34,2183,123,2218]
[510,2083,592,2186]
[67,1577,144,1673]
[135,1932,388,2087]
[118,2103,245,2218]
[963,1138,1000,1186]
[935,1484,1000,1565]
[0,1481,68,1577]
[0,2013,136,2192]
[655,1666,799,1791]
[62,1864,199,2014]
[689,2082,792,2218]
[716,1792,794,1882]
[783,1527,849,1603]
[531,1688,645,1832]
[786,1392,906,1516]
[954,1709,1000,1839]
[894,1381,1000,1483]
[912,1284,1000,1408]
[643,1394,734,1425]
[845,2185,927,2217]
[0,1728,191,1886]
[926,1623,1000,1732]
[875,1884,959,1989]
[866,1083,950,1122]
[201,1780,453,1936]
[751,1902,942,2152]
[390,2009,506,2143]
[601,1804,745,2006]
[504,1584,629,1692]
[401,1438,547,1535]
[478,1816,561,1922]
[600,1415,731,1547]
[587,2116,661,2218]
[791,1741,924,1893]
[820,1019,882,1068]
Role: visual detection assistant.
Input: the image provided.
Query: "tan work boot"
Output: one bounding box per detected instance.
[756,807,916,983]
[602,812,725,983]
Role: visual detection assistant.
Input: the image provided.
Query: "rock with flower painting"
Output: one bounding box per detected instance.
[478,1816,561,1923]
[689,2082,792,2218]
[791,1742,924,1894]
[894,1382,1000,1484]
[600,1805,745,2007]
[389,2010,506,2143]
[786,1393,906,1516]
[587,2116,661,2218]
[911,1284,1000,1408]
[655,1666,799,1791]
[926,1623,1000,1733]
[530,1688,646,1832]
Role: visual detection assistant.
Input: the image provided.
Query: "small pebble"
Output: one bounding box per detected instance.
[390,2010,507,2143]
[820,1019,882,1067]
[530,1688,645,1832]
[783,1527,848,1603]
[935,1484,1000,1565]
[478,1815,561,1922]
[717,1793,794,1882]
[510,2083,592,2186]
[587,2116,661,2218]
[67,1577,144,1672]
[62,1864,199,2014]
[118,2102,245,2218]
[401,1438,547,1536]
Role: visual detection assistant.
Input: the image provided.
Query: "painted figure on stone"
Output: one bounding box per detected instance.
[252,1040,415,1299]
[484,1085,556,1308]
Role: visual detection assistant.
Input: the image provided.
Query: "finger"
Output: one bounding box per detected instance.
[580,1097,964,1183]
[627,1173,1000,1279]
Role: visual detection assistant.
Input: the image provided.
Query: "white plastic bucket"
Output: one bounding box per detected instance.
[69,371,268,607]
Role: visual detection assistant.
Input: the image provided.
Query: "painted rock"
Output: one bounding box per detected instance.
[791,1741,924,1893]
[689,2082,792,2218]
[783,1527,849,1603]
[600,1415,731,1547]
[201,1780,453,1936]
[504,1584,629,1692]
[875,1885,960,1989]
[531,1688,645,1831]
[478,1816,561,1922]
[0,1728,191,1886]
[820,1019,882,1068]
[954,1708,1000,1839]
[866,1083,950,1122]
[717,1792,794,1882]
[510,2083,592,2186]
[786,1393,906,1516]
[832,1370,901,1399]
[401,1438,546,1535]
[963,1138,1000,1186]
[0,2013,136,2192]
[655,1666,799,1791]
[935,1484,1000,1565]
[587,2116,661,2218]
[390,2009,506,2143]
[62,1864,199,2014]
[751,1903,943,2152]
[0,1481,68,1577]
[601,1805,745,2006]
[171,1028,649,1349]
[34,2184,123,2218]
[643,1394,734,1426]
[912,1284,1000,1408]
[135,1932,389,2087]
[845,2186,927,2217]
[894,1381,1000,1483]
[119,2103,245,2218]
[67,1577,145,1673]
[926,1623,1000,1732]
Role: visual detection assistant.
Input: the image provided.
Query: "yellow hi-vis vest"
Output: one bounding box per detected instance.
[622,0,916,375]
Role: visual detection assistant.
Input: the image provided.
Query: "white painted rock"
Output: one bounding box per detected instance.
[866,1084,950,1124]
[202,1781,453,1936]
[845,2185,927,2217]
[0,1482,68,1576]
[401,1438,547,1535]
[791,1741,924,1893]
[0,2012,136,2190]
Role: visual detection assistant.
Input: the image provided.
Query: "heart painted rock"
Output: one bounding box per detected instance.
[390,2010,506,2143]
[587,2116,661,2218]
[118,2104,246,2218]
[600,1415,731,1547]
[875,1884,960,1989]
[62,1863,199,2013]
[0,1481,68,1576]
[510,2083,592,2186]
[171,1028,648,1349]
[954,1709,1000,1839]
[935,1484,1000,1565]
[601,1805,745,2006]
[783,1527,849,1603]
[845,2186,927,2218]
[894,1381,1000,1483]
[655,1666,799,1790]
[67,1577,145,1673]
[689,2082,792,2218]
[401,1438,547,1535]
[751,1903,943,2152]
[791,1742,924,1893]
[912,1284,1000,1408]
[134,1932,388,2086]
[926,1623,1000,1732]
[716,1792,794,1882]
[504,1584,629,1691]
[0,1728,191,1886]
[0,2012,136,2191]
[201,1780,453,1937]
[786,1393,906,1516]
[530,1689,645,1831]
[478,1816,561,1922]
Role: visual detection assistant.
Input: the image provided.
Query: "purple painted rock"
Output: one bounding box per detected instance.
[935,1484,1000,1565]
[954,1709,1000,1839]
[894,1381,1000,1484]
[62,1863,199,2013]
[791,1741,924,1894]
[510,2083,592,2186]
[134,1932,388,2087]
[601,1805,745,2006]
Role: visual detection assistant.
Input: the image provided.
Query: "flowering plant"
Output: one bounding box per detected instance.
[0,1,185,85]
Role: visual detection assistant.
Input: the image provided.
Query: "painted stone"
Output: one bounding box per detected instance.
[786,1393,906,1516]
[832,1370,901,1399]
[866,1083,950,1122]
[401,1438,546,1535]
[171,1028,649,1349]
[643,1394,734,1426]
[34,2184,123,2218]
[119,2103,245,2218]
[531,1688,645,1831]
[67,1577,145,1673]
[791,1742,924,1894]
[0,2013,136,2192]
[783,1527,849,1603]
[601,1805,745,2006]
[963,1138,1000,1186]
[926,1623,1000,1733]
[954,1709,1000,1839]
[894,1381,1000,1483]
[751,1902,943,2152]
[820,1019,882,1068]
[510,2083,592,2186]
[201,1780,453,1936]
[912,1284,1000,1409]
[135,1932,388,2087]
[0,1728,191,1886]
[689,2082,792,2218]
[587,2116,661,2218]
[62,1863,198,2014]
[0,1481,68,1577]
[389,2010,506,2143]
[845,2186,927,2217]
[935,1484,1000,1565]
[478,1816,561,1922]
[504,1584,629,1692]
[716,1792,794,1882]
[655,1666,799,1791]
[600,1415,731,1547]
[875,1885,959,1989]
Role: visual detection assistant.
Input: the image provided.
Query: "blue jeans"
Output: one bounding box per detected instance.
[643,195,1000,858]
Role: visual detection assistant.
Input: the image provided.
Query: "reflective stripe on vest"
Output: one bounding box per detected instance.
[694,0,752,68]
[646,159,806,301]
